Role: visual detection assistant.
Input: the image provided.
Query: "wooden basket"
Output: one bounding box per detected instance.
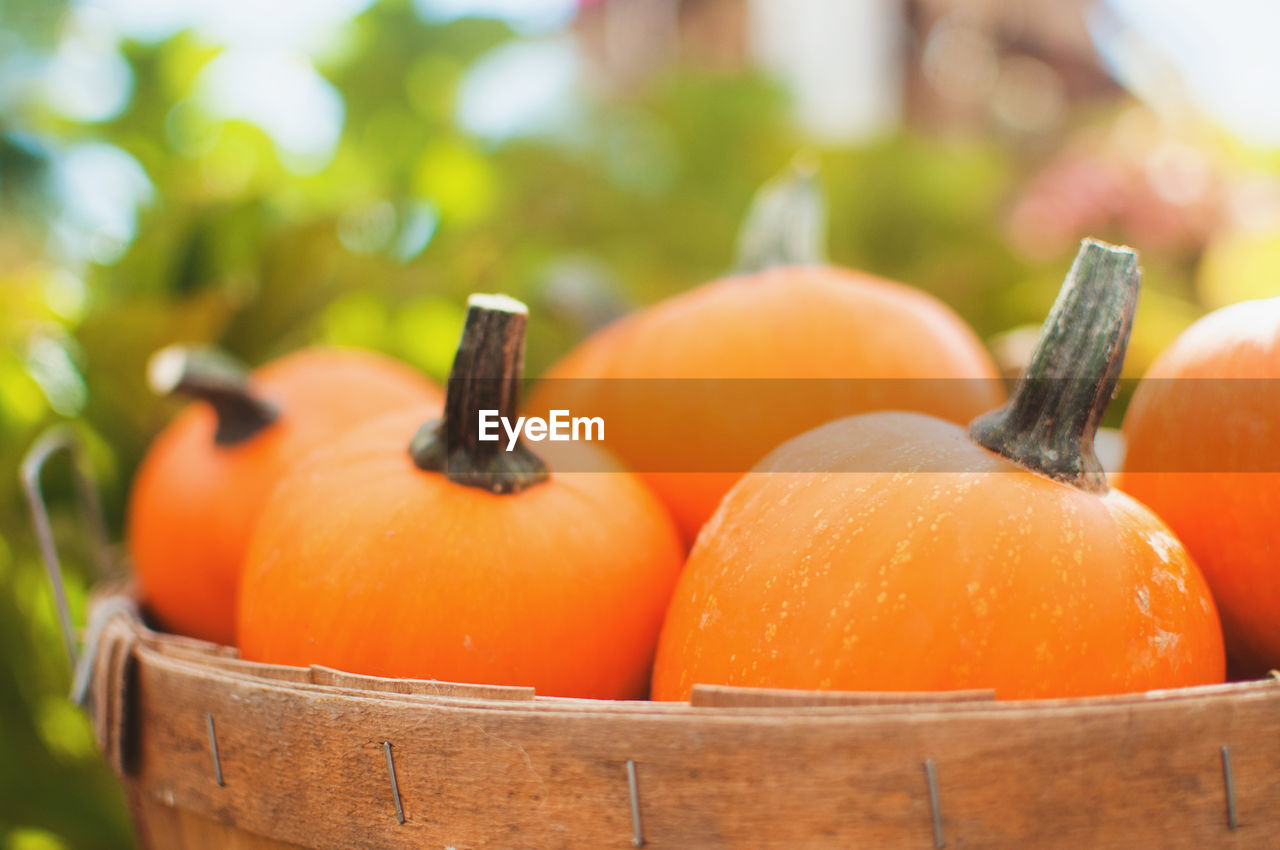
[85,593,1280,850]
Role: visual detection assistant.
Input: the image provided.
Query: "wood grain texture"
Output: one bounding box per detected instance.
[309,666,535,701]
[690,684,995,707]
[90,601,1280,849]
[132,793,309,850]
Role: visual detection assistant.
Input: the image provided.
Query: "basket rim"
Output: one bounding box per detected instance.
[94,588,1278,720]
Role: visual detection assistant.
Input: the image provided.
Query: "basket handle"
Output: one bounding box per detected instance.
[19,424,121,702]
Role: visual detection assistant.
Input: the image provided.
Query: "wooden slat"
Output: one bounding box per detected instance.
[309,666,535,701]
[131,793,309,850]
[691,684,996,708]
[138,628,238,658]
[153,648,313,684]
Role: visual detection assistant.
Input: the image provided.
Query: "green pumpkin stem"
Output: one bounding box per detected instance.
[148,346,279,446]
[733,153,826,274]
[969,238,1140,494]
[409,294,549,494]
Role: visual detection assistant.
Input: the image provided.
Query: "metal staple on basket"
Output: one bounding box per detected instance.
[626,758,645,847]
[207,714,225,787]
[384,741,406,824]
[924,758,945,848]
[1220,745,1237,830]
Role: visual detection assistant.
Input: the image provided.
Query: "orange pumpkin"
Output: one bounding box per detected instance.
[1120,296,1280,676]
[238,295,684,699]
[651,240,1225,700]
[529,163,1003,543]
[129,346,440,645]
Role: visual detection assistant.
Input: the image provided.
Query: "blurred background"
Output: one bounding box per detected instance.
[2,0,1279,845]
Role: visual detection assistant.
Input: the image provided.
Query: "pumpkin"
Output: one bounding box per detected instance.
[237,295,684,699]
[129,346,440,645]
[529,162,1004,543]
[651,240,1225,700]
[1120,296,1280,676]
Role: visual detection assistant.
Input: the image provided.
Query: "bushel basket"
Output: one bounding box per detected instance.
[83,591,1280,849]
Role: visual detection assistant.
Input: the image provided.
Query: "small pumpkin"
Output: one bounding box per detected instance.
[237,295,684,699]
[1120,296,1280,676]
[651,240,1225,700]
[129,346,440,645]
[529,162,1004,543]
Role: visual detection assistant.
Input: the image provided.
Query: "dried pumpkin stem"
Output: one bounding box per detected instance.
[969,238,1140,494]
[148,345,279,446]
[734,153,826,274]
[409,294,549,494]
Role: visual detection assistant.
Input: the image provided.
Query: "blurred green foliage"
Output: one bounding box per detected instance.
[3,0,1275,846]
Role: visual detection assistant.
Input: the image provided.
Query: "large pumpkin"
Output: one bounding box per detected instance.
[529,163,1003,543]
[1121,296,1280,676]
[651,240,1225,700]
[129,346,440,645]
[238,295,684,699]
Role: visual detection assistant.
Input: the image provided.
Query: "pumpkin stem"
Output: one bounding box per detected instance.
[148,346,279,446]
[969,239,1139,494]
[734,153,826,274]
[409,294,549,494]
